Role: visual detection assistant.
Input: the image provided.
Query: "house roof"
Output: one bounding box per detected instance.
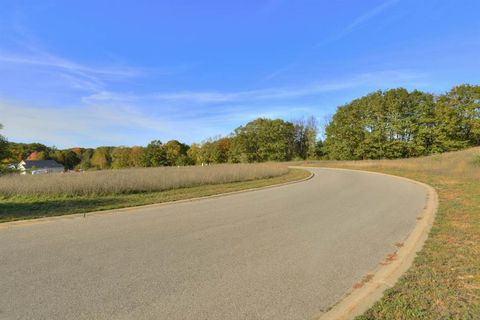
[21,160,64,169]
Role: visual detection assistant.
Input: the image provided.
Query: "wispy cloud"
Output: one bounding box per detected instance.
[0,45,144,92]
[0,52,140,77]
[0,99,176,147]
[0,97,319,147]
[0,68,427,148]
[2,96,330,147]
[84,69,424,105]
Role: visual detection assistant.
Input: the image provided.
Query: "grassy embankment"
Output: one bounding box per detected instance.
[0,163,310,223]
[305,147,480,319]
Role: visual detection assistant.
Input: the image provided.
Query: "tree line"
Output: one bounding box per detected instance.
[324,84,480,159]
[1,83,478,171]
[0,117,320,171]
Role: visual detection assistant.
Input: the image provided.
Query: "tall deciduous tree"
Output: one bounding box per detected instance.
[78,148,94,170]
[141,140,167,167]
[324,86,480,160]
[435,84,480,149]
[111,147,132,169]
[163,140,189,166]
[187,143,202,164]
[91,147,112,169]
[229,118,296,162]
[129,146,144,167]
[293,116,318,160]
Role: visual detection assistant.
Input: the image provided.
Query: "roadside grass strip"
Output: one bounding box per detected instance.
[309,147,480,319]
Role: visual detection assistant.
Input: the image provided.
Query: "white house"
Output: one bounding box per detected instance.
[17,160,64,175]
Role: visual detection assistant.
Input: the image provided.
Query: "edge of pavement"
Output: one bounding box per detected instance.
[302,167,438,320]
[0,168,314,229]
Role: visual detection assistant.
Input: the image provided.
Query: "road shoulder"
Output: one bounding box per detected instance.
[313,168,438,320]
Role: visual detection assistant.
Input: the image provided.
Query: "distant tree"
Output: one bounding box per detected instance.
[78,149,94,170]
[323,86,480,160]
[324,89,437,159]
[305,117,319,159]
[175,154,194,166]
[91,147,112,169]
[435,84,480,148]
[323,100,364,160]
[141,140,167,167]
[163,140,189,166]
[199,137,230,164]
[0,124,8,162]
[216,137,231,163]
[61,150,81,170]
[5,142,48,162]
[292,117,318,160]
[187,143,202,164]
[49,150,65,164]
[229,118,296,162]
[70,148,82,156]
[111,147,132,169]
[49,150,80,170]
[315,140,325,158]
[129,146,144,167]
[27,150,46,161]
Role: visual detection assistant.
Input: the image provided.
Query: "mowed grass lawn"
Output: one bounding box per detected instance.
[304,147,480,319]
[0,164,310,223]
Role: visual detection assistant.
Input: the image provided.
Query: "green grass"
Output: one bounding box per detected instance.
[304,148,480,319]
[0,168,310,223]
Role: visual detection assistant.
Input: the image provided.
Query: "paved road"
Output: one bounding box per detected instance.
[0,168,427,320]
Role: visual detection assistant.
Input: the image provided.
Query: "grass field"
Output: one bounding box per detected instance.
[0,163,288,197]
[305,147,480,319]
[0,165,309,223]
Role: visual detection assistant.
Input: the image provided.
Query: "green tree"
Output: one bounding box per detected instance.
[50,150,80,170]
[129,146,144,167]
[5,142,49,162]
[78,149,94,170]
[293,117,318,160]
[229,118,296,162]
[435,85,480,149]
[164,140,189,166]
[323,100,365,160]
[315,140,325,158]
[49,150,64,164]
[324,88,440,159]
[199,137,230,164]
[111,147,132,169]
[91,147,112,169]
[187,143,202,164]
[0,124,9,162]
[141,140,167,167]
[61,150,81,170]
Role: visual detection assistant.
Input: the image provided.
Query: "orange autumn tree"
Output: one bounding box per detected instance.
[27,151,46,161]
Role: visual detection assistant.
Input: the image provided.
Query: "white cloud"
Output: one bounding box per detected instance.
[0,46,144,92]
[84,69,424,105]
[0,100,173,147]
[0,69,427,148]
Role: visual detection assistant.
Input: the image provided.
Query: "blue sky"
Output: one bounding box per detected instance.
[0,0,479,148]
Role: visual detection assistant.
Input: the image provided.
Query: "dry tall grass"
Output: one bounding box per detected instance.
[308,147,480,178]
[0,163,288,197]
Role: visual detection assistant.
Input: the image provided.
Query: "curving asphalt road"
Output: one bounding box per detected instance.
[0,168,427,320]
